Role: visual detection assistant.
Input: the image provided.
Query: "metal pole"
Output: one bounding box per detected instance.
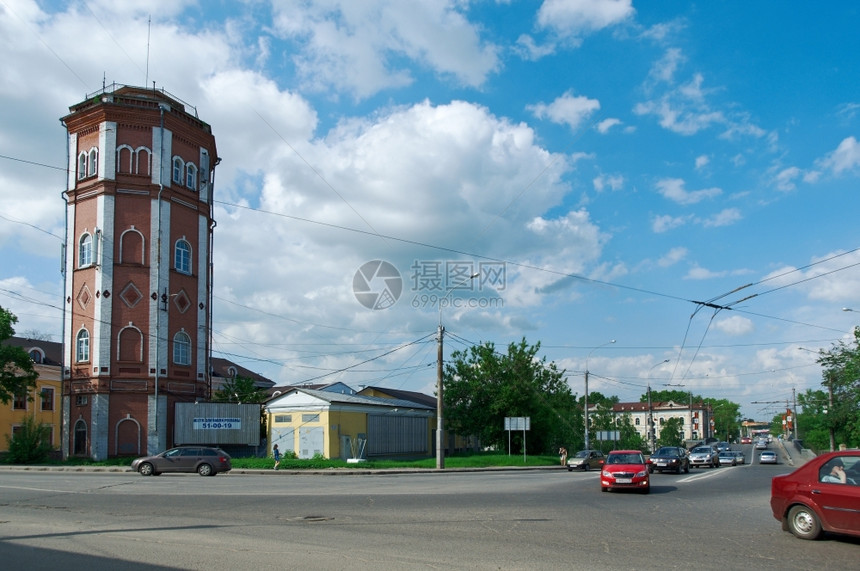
[436,323,445,469]
[828,375,835,452]
[647,384,654,453]
[584,369,589,450]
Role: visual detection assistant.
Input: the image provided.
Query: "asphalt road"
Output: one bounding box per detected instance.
[0,446,856,570]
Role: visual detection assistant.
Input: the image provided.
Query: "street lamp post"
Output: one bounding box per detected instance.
[436,272,479,470]
[584,340,615,451]
[647,359,669,453]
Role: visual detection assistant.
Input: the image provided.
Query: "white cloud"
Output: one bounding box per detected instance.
[702,208,742,228]
[658,247,687,267]
[593,174,623,192]
[652,214,688,233]
[817,136,860,176]
[271,0,501,99]
[596,117,622,133]
[695,155,709,170]
[714,315,754,336]
[536,0,635,38]
[528,91,601,132]
[656,178,721,205]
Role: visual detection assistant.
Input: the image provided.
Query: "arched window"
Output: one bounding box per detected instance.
[88,147,98,176]
[118,326,143,362]
[175,238,191,274]
[120,228,145,265]
[73,419,87,456]
[136,147,152,176]
[77,152,87,180]
[76,328,90,362]
[173,330,191,366]
[185,163,197,190]
[172,157,184,184]
[79,233,93,267]
[29,348,44,364]
[635,417,640,426]
[116,145,134,173]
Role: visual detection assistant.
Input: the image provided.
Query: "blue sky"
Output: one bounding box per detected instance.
[2,0,860,421]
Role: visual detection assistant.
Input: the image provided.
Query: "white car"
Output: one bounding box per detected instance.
[759,451,778,464]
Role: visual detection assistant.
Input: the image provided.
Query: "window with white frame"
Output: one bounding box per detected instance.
[13,390,27,410]
[174,239,191,274]
[77,153,87,180]
[173,330,191,365]
[88,147,98,176]
[172,157,184,184]
[185,163,197,190]
[76,328,90,362]
[79,233,93,267]
[41,387,54,411]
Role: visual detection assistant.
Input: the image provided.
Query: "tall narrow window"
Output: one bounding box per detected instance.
[79,233,93,267]
[175,239,191,274]
[41,387,55,411]
[77,153,87,180]
[186,163,197,190]
[172,157,183,184]
[88,148,98,176]
[76,328,90,362]
[173,331,191,366]
[13,390,27,410]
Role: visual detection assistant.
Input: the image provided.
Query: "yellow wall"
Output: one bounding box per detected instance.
[267,407,372,459]
[0,363,62,453]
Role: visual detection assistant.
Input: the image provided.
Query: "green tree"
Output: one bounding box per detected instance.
[708,399,741,441]
[4,414,53,464]
[212,375,268,403]
[811,330,860,449]
[444,338,571,454]
[656,417,685,447]
[796,389,831,451]
[0,306,38,404]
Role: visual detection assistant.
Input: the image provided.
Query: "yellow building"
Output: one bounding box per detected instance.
[265,388,434,460]
[1,338,63,453]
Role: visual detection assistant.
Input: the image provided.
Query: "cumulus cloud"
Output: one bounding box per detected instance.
[656,178,721,205]
[528,91,601,132]
[714,315,754,336]
[652,214,689,233]
[536,0,635,39]
[817,136,860,176]
[596,117,622,133]
[658,247,687,267]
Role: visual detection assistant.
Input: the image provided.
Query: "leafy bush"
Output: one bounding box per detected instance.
[4,415,54,464]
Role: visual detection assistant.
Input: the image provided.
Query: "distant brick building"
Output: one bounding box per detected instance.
[61,84,218,459]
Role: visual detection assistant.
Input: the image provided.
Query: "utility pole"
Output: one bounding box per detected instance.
[436,323,445,469]
[584,369,589,450]
[647,384,654,453]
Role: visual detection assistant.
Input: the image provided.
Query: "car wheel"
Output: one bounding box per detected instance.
[787,505,822,540]
[675,466,681,474]
[684,464,689,474]
[601,486,608,493]
[584,464,590,472]
[567,466,573,472]
[197,463,213,477]
[641,486,650,494]
[138,462,154,476]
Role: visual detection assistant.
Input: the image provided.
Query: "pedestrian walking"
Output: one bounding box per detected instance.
[273,444,281,470]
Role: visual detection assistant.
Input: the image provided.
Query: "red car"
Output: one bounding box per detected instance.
[770,450,860,540]
[601,450,650,494]
[741,436,752,444]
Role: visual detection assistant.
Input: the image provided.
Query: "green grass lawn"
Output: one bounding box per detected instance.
[15,451,560,470]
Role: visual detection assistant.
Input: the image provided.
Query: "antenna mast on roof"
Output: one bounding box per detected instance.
[145,15,151,87]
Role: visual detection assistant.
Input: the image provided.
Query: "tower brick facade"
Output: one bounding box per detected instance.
[61,85,218,459]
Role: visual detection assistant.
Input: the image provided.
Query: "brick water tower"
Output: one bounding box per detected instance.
[60,84,218,459]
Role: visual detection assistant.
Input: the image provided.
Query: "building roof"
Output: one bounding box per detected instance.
[266,381,355,399]
[210,357,274,388]
[5,337,62,366]
[358,386,436,408]
[268,388,434,411]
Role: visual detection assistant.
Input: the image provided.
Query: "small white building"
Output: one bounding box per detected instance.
[611,400,713,444]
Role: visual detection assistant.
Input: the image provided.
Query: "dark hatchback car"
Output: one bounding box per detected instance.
[649,446,690,474]
[131,446,232,476]
[771,450,860,540]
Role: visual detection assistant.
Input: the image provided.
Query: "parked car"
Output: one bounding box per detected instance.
[759,451,778,464]
[718,451,738,466]
[689,445,720,468]
[567,449,605,471]
[733,450,746,464]
[740,436,752,445]
[649,446,690,474]
[131,446,232,476]
[600,450,650,494]
[770,451,860,540]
